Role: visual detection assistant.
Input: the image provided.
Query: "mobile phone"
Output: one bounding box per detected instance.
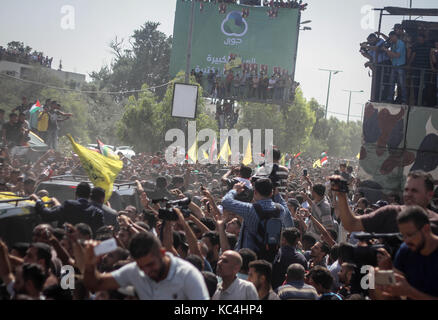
[303,169,308,177]
[375,270,396,286]
[94,238,118,256]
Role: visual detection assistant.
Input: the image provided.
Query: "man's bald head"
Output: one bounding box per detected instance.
[224,250,242,269]
[217,250,243,278]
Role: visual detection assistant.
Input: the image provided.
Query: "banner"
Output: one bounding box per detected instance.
[170,1,300,78]
[68,135,123,202]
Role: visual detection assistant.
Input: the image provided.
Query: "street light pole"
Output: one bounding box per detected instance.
[343,90,364,123]
[355,103,365,122]
[185,0,196,84]
[319,69,342,119]
[181,1,196,131]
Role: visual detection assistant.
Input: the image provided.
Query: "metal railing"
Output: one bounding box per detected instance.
[370,63,438,107]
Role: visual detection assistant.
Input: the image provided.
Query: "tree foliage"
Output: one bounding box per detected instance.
[1,24,363,158]
[236,88,316,154]
[89,22,172,100]
[116,72,217,153]
[304,102,362,158]
[236,89,362,158]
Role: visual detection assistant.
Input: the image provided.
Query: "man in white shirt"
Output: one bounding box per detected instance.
[82,230,210,300]
[212,250,259,300]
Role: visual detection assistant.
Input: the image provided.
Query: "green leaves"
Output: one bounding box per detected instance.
[116,73,217,152]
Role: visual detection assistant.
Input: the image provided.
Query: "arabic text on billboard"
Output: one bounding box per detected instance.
[170,1,300,78]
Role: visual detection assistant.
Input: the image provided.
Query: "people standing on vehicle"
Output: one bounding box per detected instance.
[90,187,119,230]
[30,181,104,234]
[46,102,72,151]
[37,105,50,142]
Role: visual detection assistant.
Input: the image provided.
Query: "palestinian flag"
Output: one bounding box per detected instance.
[97,139,119,160]
[294,152,302,159]
[321,155,328,166]
[29,100,41,114]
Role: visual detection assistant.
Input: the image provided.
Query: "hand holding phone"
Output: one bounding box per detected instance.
[93,238,118,256]
[375,270,396,286]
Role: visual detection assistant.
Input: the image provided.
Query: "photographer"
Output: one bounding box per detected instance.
[360,33,391,78]
[330,171,438,235]
[221,178,291,262]
[254,148,290,200]
[221,164,253,202]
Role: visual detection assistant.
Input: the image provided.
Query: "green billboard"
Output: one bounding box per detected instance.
[170,1,300,79]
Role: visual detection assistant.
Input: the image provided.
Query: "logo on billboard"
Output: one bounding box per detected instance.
[221,11,248,37]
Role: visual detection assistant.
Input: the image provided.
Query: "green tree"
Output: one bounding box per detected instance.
[7,41,25,52]
[117,72,217,153]
[236,88,315,154]
[117,87,160,152]
[90,22,172,100]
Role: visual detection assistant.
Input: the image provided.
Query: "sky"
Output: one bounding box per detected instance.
[1,0,437,122]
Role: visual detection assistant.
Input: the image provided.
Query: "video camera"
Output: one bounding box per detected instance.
[346,232,403,267]
[329,176,349,193]
[382,40,392,49]
[153,197,192,221]
[251,163,281,188]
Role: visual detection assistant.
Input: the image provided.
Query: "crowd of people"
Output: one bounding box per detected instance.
[0,97,73,153]
[195,69,299,103]
[0,140,437,301]
[183,0,308,10]
[360,23,438,107]
[0,46,53,69]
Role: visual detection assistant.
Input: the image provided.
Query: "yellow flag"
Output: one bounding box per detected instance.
[313,159,322,168]
[225,56,242,71]
[203,149,209,160]
[280,154,286,166]
[67,135,123,202]
[0,191,20,201]
[356,152,360,159]
[188,139,198,163]
[242,140,252,166]
[0,192,34,206]
[218,139,231,163]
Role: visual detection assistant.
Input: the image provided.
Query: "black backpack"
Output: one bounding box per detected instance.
[253,203,283,262]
